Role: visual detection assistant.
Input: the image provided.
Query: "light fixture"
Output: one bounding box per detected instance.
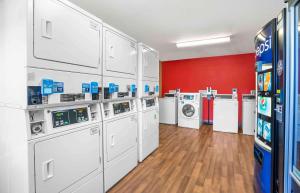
[257,34,266,42]
[176,36,231,48]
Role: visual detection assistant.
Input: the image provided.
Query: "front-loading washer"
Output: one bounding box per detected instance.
[178,93,203,129]
[27,103,104,193]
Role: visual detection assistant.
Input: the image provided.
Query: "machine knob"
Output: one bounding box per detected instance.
[31,124,42,135]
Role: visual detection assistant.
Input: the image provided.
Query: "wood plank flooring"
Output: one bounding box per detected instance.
[108,124,255,193]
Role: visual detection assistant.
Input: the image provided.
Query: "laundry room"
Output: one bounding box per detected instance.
[1,0,300,193]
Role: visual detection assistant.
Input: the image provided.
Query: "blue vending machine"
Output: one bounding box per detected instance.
[254,9,286,193]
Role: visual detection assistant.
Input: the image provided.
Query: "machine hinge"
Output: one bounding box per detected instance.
[99,156,102,164]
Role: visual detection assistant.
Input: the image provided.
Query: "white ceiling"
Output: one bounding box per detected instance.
[69,0,285,61]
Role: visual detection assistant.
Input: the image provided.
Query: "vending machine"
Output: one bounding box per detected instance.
[254,9,286,193]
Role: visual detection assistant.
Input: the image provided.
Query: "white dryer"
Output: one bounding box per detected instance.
[178,93,202,129]
[103,24,138,79]
[31,0,103,75]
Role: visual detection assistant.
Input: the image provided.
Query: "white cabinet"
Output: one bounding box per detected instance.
[34,127,100,193]
[213,98,239,133]
[242,98,256,135]
[139,43,159,81]
[103,25,138,78]
[33,0,102,73]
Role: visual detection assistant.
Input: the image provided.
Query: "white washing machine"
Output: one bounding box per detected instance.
[213,94,239,133]
[101,99,138,191]
[27,103,104,193]
[0,67,104,193]
[178,93,202,129]
[159,92,178,125]
[242,94,256,135]
[138,97,159,162]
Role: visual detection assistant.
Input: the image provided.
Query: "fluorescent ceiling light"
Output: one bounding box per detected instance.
[176,36,231,48]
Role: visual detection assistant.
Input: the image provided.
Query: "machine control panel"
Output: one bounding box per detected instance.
[183,95,194,100]
[145,98,155,107]
[60,94,86,102]
[113,102,130,115]
[104,83,137,99]
[28,86,43,105]
[27,79,101,106]
[118,92,129,98]
[52,107,89,128]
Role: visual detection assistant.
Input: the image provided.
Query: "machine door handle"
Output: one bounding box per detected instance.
[43,159,54,181]
[41,19,52,39]
[109,45,115,58]
[111,135,115,147]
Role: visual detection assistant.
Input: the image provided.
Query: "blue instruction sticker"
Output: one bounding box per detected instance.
[90,82,99,94]
[82,83,90,93]
[53,82,64,93]
[109,83,115,94]
[114,85,119,92]
[42,79,54,95]
[145,85,149,93]
[155,85,159,92]
[131,84,136,92]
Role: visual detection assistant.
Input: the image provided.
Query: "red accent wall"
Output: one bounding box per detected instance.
[161,53,256,125]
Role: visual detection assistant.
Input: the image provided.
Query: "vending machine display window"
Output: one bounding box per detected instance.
[263,121,271,143]
[257,118,272,147]
[264,72,272,91]
[257,118,263,137]
[258,74,264,91]
[258,96,272,117]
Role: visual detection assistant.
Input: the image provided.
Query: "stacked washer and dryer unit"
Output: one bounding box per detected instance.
[101,24,139,191]
[0,0,104,193]
[137,43,160,162]
[0,0,160,193]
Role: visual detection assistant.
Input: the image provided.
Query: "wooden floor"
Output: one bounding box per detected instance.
[108,124,255,193]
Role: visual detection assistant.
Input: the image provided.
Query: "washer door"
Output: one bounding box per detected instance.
[182,104,195,117]
[34,127,100,193]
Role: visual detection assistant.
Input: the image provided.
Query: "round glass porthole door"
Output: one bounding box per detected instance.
[182,104,195,117]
